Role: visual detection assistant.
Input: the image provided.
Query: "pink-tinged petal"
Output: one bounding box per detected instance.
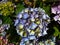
[58,5,60,9]
[8,43,14,45]
[59,14,60,16]
[57,9,60,14]
[0,26,4,32]
[58,17,60,21]
[3,39,8,44]
[54,15,59,21]
[0,36,3,40]
[57,5,60,14]
[51,7,57,14]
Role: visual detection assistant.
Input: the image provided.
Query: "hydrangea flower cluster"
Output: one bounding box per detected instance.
[0,19,10,36]
[51,5,60,14]
[51,5,60,24]
[14,7,50,45]
[0,19,14,45]
[0,36,14,45]
[20,38,55,45]
[0,1,16,16]
[54,14,60,24]
[0,36,8,45]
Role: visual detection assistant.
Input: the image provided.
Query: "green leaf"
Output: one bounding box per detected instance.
[59,32,60,38]
[15,3,25,15]
[2,16,12,24]
[53,26,59,37]
[42,4,51,16]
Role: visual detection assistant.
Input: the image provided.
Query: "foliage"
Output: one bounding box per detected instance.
[53,26,59,37]
[42,4,51,16]
[15,3,25,15]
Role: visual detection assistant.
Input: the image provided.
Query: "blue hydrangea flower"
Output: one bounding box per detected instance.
[14,7,50,44]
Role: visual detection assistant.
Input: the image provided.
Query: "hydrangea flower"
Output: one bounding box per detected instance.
[51,5,60,24]
[0,36,8,45]
[51,5,60,14]
[0,20,10,36]
[0,1,16,16]
[0,36,14,45]
[14,7,50,45]
[54,14,60,24]
[20,38,55,45]
[0,24,10,32]
[8,43,14,45]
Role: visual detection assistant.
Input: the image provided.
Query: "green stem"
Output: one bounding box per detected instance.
[33,0,36,8]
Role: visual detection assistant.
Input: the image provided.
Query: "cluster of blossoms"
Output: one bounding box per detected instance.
[0,19,10,36]
[0,36,14,45]
[0,19,14,45]
[0,1,16,16]
[14,7,50,45]
[51,5,60,24]
[39,39,55,45]
[20,39,55,45]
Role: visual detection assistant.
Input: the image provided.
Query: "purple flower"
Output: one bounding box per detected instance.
[51,5,60,14]
[15,8,50,44]
[0,24,10,36]
[15,8,50,36]
[8,43,14,45]
[54,14,60,24]
[51,6,57,14]
[2,24,10,30]
[54,15,59,21]
[0,26,5,33]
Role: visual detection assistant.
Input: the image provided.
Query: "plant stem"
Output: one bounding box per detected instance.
[33,0,36,8]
